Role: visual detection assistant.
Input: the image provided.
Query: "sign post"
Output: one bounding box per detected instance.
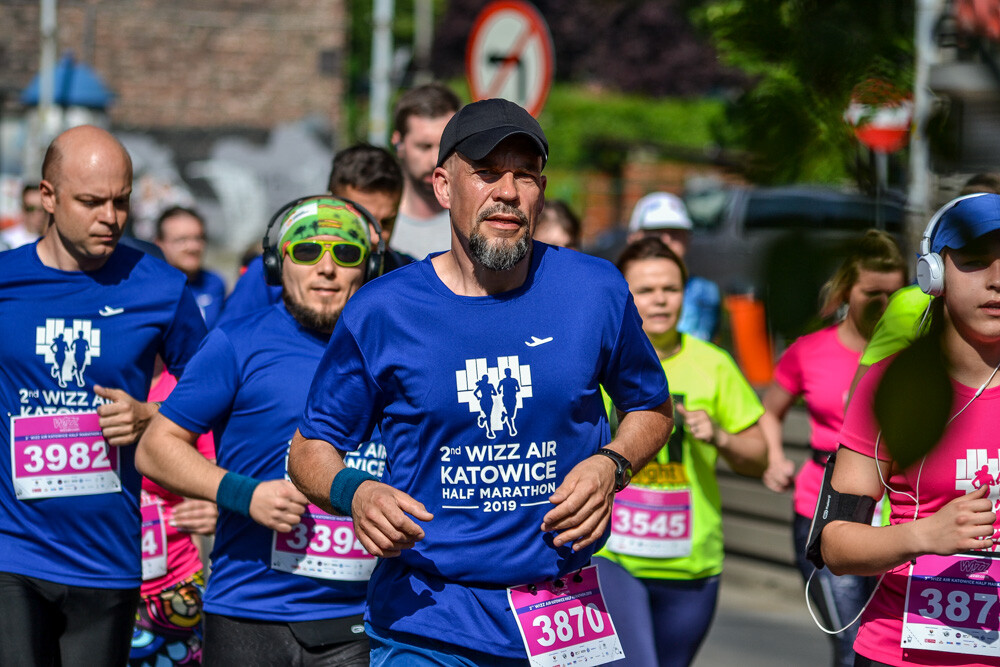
[466,1,555,117]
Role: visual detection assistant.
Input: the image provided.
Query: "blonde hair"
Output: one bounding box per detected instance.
[818,229,906,319]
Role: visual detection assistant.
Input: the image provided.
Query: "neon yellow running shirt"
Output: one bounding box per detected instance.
[599,334,763,580]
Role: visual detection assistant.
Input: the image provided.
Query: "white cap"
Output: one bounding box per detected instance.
[628,192,692,232]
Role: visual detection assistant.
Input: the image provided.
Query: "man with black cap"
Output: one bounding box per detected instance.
[288,98,674,665]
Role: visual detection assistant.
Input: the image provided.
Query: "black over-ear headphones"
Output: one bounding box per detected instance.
[262,195,385,287]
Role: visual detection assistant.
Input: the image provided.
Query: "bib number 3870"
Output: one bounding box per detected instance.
[507,565,624,666]
[902,554,1000,658]
[11,413,120,499]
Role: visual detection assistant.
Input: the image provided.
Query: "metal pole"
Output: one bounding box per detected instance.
[368,0,395,147]
[26,0,58,181]
[40,0,57,126]
[908,0,943,240]
[413,0,433,85]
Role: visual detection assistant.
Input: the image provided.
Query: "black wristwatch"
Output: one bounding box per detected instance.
[594,448,633,492]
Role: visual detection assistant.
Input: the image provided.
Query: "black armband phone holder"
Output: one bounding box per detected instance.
[805,450,877,570]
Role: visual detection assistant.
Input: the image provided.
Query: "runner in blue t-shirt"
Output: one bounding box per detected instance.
[137,197,384,665]
[154,206,229,329]
[0,126,207,666]
[218,143,406,327]
[288,99,675,665]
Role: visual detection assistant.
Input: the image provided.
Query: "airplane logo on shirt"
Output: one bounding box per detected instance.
[456,355,533,439]
[35,319,101,388]
[99,306,125,317]
[525,336,553,347]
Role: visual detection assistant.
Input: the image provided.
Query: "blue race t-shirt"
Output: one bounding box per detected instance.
[216,256,281,327]
[0,242,206,588]
[677,275,721,342]
[188,268,227,329]
[160,303,383,621]
[298,242,671,657]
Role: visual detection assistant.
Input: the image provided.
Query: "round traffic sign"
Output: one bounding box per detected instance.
[465,1,555,117]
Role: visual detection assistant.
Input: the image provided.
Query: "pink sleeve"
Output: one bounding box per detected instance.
[772,337,804,396]
[195,431,216,461]
[838,359,892,461]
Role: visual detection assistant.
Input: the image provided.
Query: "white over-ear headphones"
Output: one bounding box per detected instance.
[916,192,991,296]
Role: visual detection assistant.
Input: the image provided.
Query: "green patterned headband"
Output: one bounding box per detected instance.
[278,197,371,254]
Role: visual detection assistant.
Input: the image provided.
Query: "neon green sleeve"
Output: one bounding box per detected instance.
[859,285,932,367]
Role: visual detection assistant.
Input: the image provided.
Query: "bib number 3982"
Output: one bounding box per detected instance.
[902,554,1000,658]
[507,565,624,666]
[11,413,120,499]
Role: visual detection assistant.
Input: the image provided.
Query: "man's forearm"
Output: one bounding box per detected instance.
[607,399,674,471]
[287,429,346,514]
[136,413,224,501]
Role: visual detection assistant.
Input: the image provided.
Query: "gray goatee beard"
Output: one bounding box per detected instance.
[469,206,531,271]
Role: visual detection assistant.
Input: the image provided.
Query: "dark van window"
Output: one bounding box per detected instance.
[744,195,904,232]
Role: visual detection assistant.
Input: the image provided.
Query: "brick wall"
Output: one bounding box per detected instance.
[0,0,347,131]
[581,158,746,242]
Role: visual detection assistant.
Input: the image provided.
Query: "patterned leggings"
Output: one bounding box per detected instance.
[130,570,205,666]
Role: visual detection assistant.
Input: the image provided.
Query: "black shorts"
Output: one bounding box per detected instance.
[203,612,369,667]
[0,571,139,666]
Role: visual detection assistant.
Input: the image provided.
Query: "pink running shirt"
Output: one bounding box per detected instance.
[839,358,1000,667]
[141,371,216,596]
[773,325,860,517]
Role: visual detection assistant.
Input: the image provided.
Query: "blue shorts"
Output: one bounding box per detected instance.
[368,623,529,667]
[595,556,720,667]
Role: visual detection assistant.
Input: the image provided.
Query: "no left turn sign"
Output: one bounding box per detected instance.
[466,1,555,117]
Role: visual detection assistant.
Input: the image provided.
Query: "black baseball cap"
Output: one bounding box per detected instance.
[435,98,548,168]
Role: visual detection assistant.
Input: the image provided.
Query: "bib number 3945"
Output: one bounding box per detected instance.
[902,554,1000,658]
[10,413,120,499]
[507,565,624,666]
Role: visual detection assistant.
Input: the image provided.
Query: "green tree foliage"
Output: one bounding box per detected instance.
[691,0,914,184]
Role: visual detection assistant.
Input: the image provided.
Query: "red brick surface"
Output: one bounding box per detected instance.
[1,0,346,130]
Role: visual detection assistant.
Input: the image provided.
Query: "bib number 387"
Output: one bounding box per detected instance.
[902,554,1000,658]
[507,565,624,666]
[11,413,120,499]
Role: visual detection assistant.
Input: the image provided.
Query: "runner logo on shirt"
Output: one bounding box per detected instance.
[955,448,1000,551]
[35,319,101,389]
[456,356,533,439]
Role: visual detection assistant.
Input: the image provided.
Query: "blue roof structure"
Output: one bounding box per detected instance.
[20,53,114,109]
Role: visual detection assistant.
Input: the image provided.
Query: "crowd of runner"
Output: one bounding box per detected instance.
[2,83,999,667]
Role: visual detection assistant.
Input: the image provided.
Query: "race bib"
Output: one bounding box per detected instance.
[507,565,624,666]
[902,554,1000,658]
[10,413,120,499]
[607,485,692,558]
[271,504,375,581]
[140,494,167,581]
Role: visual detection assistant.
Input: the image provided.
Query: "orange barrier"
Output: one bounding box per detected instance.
[724,294,773,386]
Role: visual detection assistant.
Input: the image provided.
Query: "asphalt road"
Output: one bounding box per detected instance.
[696,555,831,667]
